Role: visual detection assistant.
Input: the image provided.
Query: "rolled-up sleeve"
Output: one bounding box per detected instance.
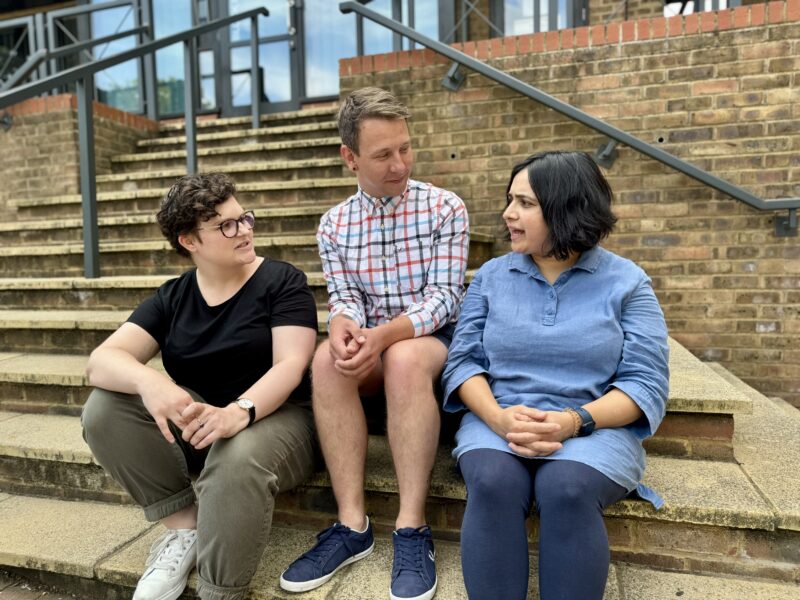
[403,193,469,337]
[607,276,670,438]
[317,211,366,328]
[441,269,490,412]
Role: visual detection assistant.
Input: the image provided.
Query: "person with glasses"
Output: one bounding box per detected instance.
[81,172,319,600]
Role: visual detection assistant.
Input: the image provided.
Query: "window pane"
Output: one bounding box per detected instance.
[152,0,192,115]
[231,42,291,106]
[505,0,534,35]
[303,0,356,97]
[403,0,440,50]
[363,0,393,55]
[229,0,288,42]
[91,0,139,111]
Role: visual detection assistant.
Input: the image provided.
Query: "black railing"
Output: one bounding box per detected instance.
[339,1,799,238]
[0,7,268,278]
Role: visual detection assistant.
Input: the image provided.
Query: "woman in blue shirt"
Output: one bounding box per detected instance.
[441,151,669,600]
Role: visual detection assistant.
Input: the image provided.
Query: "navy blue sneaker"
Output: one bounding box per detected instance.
[390,525,437,600]
[279,518,375,592]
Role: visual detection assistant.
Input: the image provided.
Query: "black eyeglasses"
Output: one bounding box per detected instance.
[196,211,255,238]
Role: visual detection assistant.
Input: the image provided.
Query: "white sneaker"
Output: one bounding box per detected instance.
[133,528,197,600]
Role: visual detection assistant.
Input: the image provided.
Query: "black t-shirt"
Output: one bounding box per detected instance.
[128,259,318,407]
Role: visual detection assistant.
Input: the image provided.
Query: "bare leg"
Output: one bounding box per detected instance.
[161,504,198,529]
[311,340,382,530]
[383,337,447,529]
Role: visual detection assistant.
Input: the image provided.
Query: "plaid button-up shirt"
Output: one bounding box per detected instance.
[318,179,469,337]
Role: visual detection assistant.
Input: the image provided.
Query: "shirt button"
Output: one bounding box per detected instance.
[384,287,390,293]
[379,224,385,230]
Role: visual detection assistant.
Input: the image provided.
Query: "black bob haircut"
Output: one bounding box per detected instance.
[506,151,617,260]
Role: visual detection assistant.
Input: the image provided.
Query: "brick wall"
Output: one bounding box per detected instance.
[340,1,800,408]
[0,94,157,218]
[1,95,80,217]
[590,0,666,25]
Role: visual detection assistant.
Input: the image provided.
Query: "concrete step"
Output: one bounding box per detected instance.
[107,137,342,175]
[138,121,339,152]
[2,495,798,600]
[0,235,325,278]
[0,382,797,586]
[0,233,494,278]
[0,339,753,457]
[0,205,335,246]
[94,157,345,193]
[157,105,338,135]
[12,177,354,220]
[0,272,334,311]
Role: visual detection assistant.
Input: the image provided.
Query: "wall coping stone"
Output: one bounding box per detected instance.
[340,1,800,76]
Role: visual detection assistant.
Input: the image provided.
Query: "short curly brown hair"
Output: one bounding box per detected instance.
[157,173,236,257]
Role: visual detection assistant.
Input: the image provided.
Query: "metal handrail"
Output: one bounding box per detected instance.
[339,1,799,236]
[0,7,269,278]
[0,27,149,92]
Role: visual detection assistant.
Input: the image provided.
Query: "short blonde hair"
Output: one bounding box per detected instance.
[337,87,411,154]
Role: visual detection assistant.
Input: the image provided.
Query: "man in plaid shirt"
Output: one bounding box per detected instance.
[281,88,469,600]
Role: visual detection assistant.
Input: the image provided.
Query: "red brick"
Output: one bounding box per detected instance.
[750,3,766,26]
[717,9,733,30]
[517,35,530,54]
[561,29,574,49]
[397,51,410,69]
[532,32,545,52]
[491,37,504,57]
[733,6,749,28]
[546,30,559,51]
[575,26,589,47]
[621,20,635,42]
[768,0,785,23]
[374,53,387,71]
[338,59,349,77]
[789,0,800,21]
[361,55,373,73]
[422,49,438,65]
[651,17,666,39]
[683,8,696,34]
[701,12,716,32]
[606,22,620,44]
[384,52,397,70]
[668,15,683,36]
[462,41,477,57]
[503,36,516,56]
[590,24,605,45]
[477,39,490,60]
[410,50,424,67]
[636,19,650,40]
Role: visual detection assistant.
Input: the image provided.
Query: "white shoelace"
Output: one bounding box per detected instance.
[144,530,197,576]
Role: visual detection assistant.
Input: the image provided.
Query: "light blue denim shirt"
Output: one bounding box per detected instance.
[441,247,670,508]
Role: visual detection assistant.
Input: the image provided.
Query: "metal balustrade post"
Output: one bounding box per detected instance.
[138,0,158,120]
[250,15,260,130]
[184,36,198,174]
[76,75,100,278]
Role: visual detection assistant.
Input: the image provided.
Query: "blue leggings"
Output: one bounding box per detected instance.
[458,449,627,600]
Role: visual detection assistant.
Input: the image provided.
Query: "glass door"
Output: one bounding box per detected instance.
[218,0,300,116]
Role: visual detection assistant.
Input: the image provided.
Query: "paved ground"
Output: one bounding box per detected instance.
[0,571,76,600]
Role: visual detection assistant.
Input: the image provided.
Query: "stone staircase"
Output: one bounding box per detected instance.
[0,106,798,599]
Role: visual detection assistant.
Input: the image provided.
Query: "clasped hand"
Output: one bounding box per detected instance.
[140,380,246,449]
[496,405,574,458]
[328,316,383,379]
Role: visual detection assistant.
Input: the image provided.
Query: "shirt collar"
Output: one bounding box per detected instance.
[508,246,604,277]
[357,183,408,214]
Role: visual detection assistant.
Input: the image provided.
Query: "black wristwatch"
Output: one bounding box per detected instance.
[235,398,256,428]
[573,406,596,437]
